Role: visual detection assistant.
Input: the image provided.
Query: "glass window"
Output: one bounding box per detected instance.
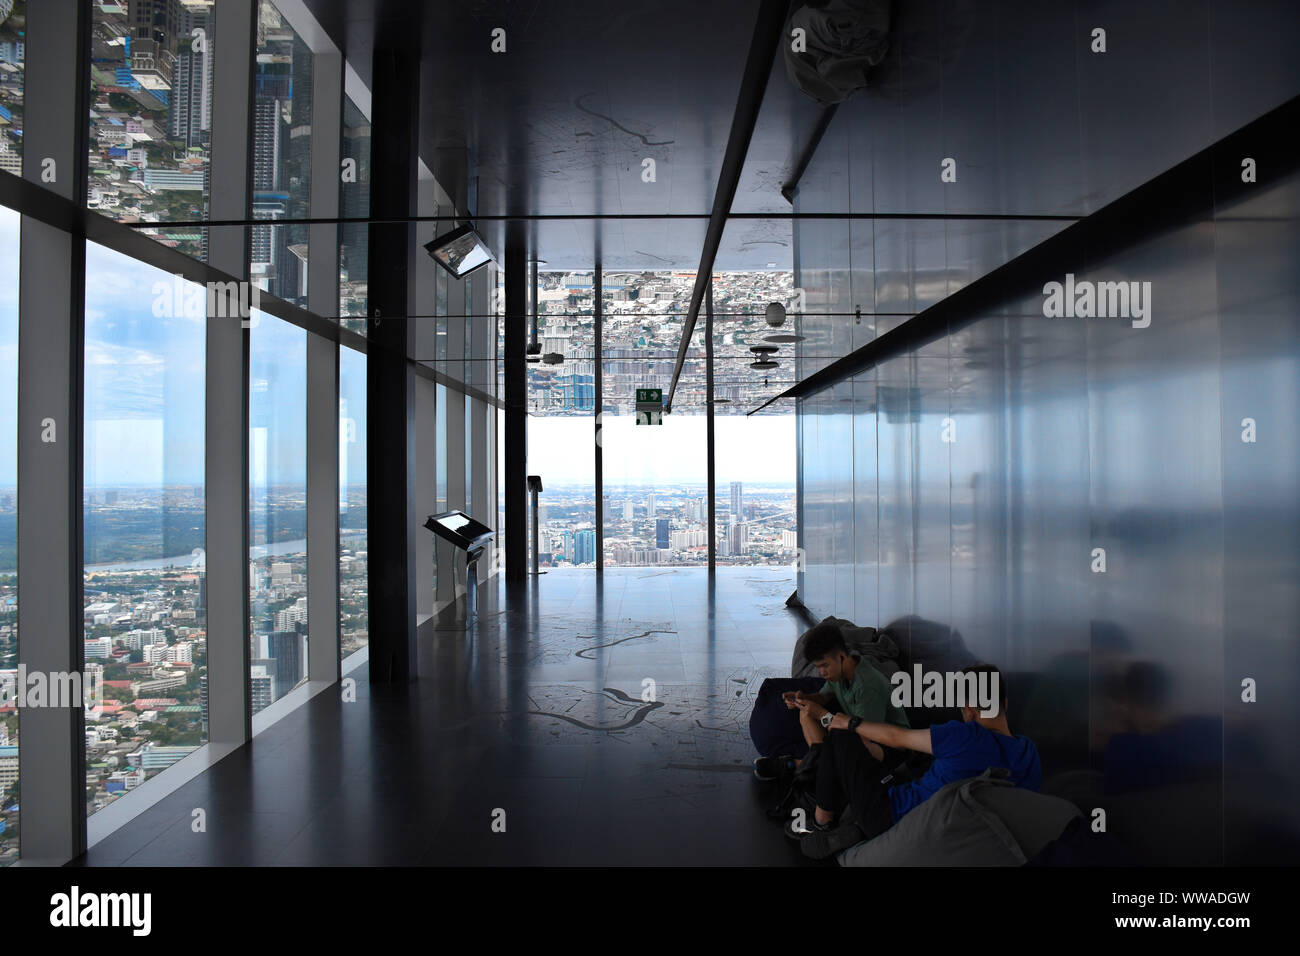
[436,383,446,513]
[251,0,313,304]
[0,205,19,861]
[712,271,797,565]
[434,383,446,597]
[87,0,215,260]
[527,270,595,569]
[0,1,25,178]
[249,312,306,712]
[83,241,207,816]
[338,95,369,332]
[465,398,472,516]
[601,271,706,567]
[338,345,366,656]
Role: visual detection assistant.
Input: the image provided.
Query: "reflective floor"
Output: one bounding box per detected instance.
[75,568,820,866]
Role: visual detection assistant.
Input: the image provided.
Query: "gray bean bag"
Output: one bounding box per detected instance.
[791,616,901,680]
[837,770,1081,867]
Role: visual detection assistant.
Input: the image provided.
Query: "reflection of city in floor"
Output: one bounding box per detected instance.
[466,568,798,805]
[527,484,798,569]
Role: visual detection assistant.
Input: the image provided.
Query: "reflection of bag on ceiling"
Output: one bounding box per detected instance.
[784,0,893,105]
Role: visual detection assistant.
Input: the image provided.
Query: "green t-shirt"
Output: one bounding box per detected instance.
[820,656,910,727]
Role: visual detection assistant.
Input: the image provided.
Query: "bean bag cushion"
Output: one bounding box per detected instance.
[837,770,1081,867]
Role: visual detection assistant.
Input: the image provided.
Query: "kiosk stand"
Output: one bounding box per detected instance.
[527,475,543,576]
[423,511,496,625]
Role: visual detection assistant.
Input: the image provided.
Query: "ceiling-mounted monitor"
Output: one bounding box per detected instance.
[424,224,497,279]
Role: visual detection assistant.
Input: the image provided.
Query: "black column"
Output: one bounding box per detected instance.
[594,261,604,573]
[706,280,716,572]
[366,48,419,681]
[504,225,528,581]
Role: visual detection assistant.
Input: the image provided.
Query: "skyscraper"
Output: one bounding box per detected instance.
[574,529,596,565]
[269,629,303,700]
[647,493,656,518]
[623,499,634,521]
[656,518,670,549]
[730,482,743,521]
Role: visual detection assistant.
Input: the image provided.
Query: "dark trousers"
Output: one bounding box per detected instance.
[813,729,896,839]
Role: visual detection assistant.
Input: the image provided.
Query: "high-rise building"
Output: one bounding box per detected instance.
[574,529,596,566]
[249,666,273,714]
[269,629,302,700]
[622,499,634,521]
[656,518,670,549]
[646,493,656,518]
[727,522,748,556]
[730,481,743,521]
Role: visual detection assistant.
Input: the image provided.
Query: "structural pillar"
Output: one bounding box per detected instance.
[503,225,528,581]
[366,46,419,681]
[15,0,91,865]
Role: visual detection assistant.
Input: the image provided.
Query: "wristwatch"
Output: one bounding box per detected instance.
[848,716,863,733]
[820,711,834,729]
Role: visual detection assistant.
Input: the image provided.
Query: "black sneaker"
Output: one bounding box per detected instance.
[799,819,866,860]
[753,754,795,782]
[784,814,834,841]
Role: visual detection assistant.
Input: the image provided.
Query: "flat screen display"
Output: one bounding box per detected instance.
[425,225,496,279]
[424,510,495,548]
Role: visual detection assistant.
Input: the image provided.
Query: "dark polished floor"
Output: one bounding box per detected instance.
[74,567,821,866]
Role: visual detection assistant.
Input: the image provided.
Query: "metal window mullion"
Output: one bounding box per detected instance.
[305,48,343,685]
[14,0,92,866]
[204,0,257,746]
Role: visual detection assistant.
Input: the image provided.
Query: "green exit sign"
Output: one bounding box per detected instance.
[635,387,663,425]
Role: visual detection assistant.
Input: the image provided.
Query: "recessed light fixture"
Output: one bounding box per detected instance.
[424,223,497,279]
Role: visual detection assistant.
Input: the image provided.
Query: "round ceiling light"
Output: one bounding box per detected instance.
[541,352,564,365]
[749,344,779,355]
[764,333,804,344]
[750,358,779,369]
[764,302,787,327]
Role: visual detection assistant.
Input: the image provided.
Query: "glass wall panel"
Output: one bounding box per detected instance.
[0,1,26,179]
[249,312,306,712]
[527,270,594,568]
[87,0,215,260]
[434,382,446,596]
[83,241,207,816]
[251,0,313,305]
[338,345,366,655]
[338,95,369,332]
[601,271,705,567]
[711,271,797,566]
[0,205,18,861]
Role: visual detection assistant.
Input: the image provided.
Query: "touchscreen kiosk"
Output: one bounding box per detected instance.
[423,511,496,624]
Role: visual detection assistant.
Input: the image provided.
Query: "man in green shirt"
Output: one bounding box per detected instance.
[786,622,910,761]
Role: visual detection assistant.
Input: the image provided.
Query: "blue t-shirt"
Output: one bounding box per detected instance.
[888,720,1042,823]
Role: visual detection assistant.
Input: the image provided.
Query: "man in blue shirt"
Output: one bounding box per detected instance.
[788,662,1042,859]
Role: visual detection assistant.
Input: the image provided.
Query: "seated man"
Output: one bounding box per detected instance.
[755,621,909,781]
[787,662,1042,859]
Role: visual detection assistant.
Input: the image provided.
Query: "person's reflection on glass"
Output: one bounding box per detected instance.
[1101,661,1221,794]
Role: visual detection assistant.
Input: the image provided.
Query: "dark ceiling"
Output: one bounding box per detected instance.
[301,0,1300,278]
[302,0,823,270]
